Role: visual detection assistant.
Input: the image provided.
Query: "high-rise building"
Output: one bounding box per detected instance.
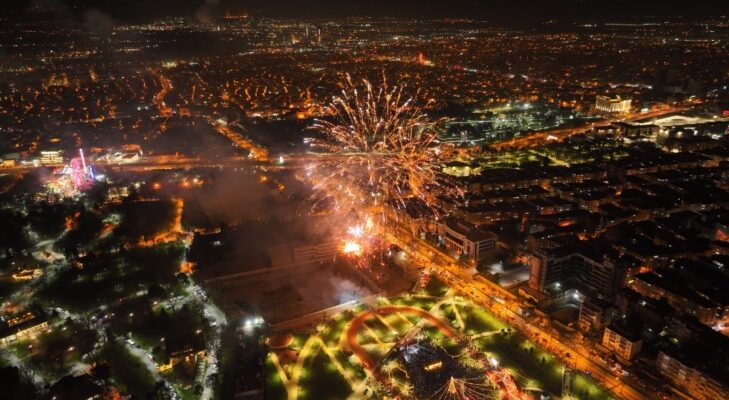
[527,243,626,298]
[601,321,643,360]
[437,217,496,263]
[658,345,729,400]
[595,95,632,113]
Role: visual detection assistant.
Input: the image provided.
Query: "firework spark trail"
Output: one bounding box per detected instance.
[307,75,457,223]
[305,75,459,259]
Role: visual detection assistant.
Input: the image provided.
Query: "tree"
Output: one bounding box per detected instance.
[104,327,115,342]
[458,252,471,266]
[146,381,174,400]
[147,284,166,299]
[63,244,79,261]
[0,366,37,399]
[91,363,112,383]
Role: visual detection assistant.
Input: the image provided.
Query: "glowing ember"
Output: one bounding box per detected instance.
[347,225,365,238]
[341,240,363,256]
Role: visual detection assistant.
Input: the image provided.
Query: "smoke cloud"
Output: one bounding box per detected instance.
[83,8,115,37]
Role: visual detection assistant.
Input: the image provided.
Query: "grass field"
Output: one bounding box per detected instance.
[264,280,615,400]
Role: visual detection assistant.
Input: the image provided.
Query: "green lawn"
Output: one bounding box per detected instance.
[7,339,34,360]
[422,278,449,297]
[102,342,156,398]
[465,307,508,334]
[265,285,616,400]
[264,356,287,400]
[475,332,613,400]
[299,351,352,400]
[319,316,348,344]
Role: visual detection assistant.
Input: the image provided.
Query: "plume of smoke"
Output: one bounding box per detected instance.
[194,0,220,26]
[84,9,115,37]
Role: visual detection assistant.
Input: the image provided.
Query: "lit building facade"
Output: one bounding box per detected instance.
[528,245,625,298]
[628,271,728,328]
[0,309,50,346]
[578,297,613,334]
[657,350,729,400]
[601,323,643,360]
[39,150,63,165]
[437,217,496,263]
[595,95,632,114]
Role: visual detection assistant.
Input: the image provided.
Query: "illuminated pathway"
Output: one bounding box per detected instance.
[150,69,173,118]
[345,305,458,371]
[266,289,548,400]
[269,335,359,400]
[268,297,468,400]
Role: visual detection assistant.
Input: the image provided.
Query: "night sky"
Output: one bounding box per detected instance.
[10,0,729,23]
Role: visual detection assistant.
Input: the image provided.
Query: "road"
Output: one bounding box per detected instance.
[345,305,457,371]
[0,151,379,175]
[385,223,653,400]
[0,107,687,176]
[490,107,685,151]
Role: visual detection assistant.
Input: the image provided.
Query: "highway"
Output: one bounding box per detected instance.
[0,150,422,176]
[490,107,685,151]
[0,107,686,176]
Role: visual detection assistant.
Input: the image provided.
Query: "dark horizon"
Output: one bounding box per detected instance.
[10,0,729,24]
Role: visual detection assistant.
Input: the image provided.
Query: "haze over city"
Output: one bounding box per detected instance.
[1,1,729,400]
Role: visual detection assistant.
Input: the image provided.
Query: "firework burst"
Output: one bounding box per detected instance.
[307,75,456,228]
[305,74,457,258]
[309,74,448,210]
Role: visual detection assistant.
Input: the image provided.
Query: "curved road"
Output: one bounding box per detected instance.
[345,305,457,371]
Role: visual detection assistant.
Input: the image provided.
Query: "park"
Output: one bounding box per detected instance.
[264,279,614,400]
